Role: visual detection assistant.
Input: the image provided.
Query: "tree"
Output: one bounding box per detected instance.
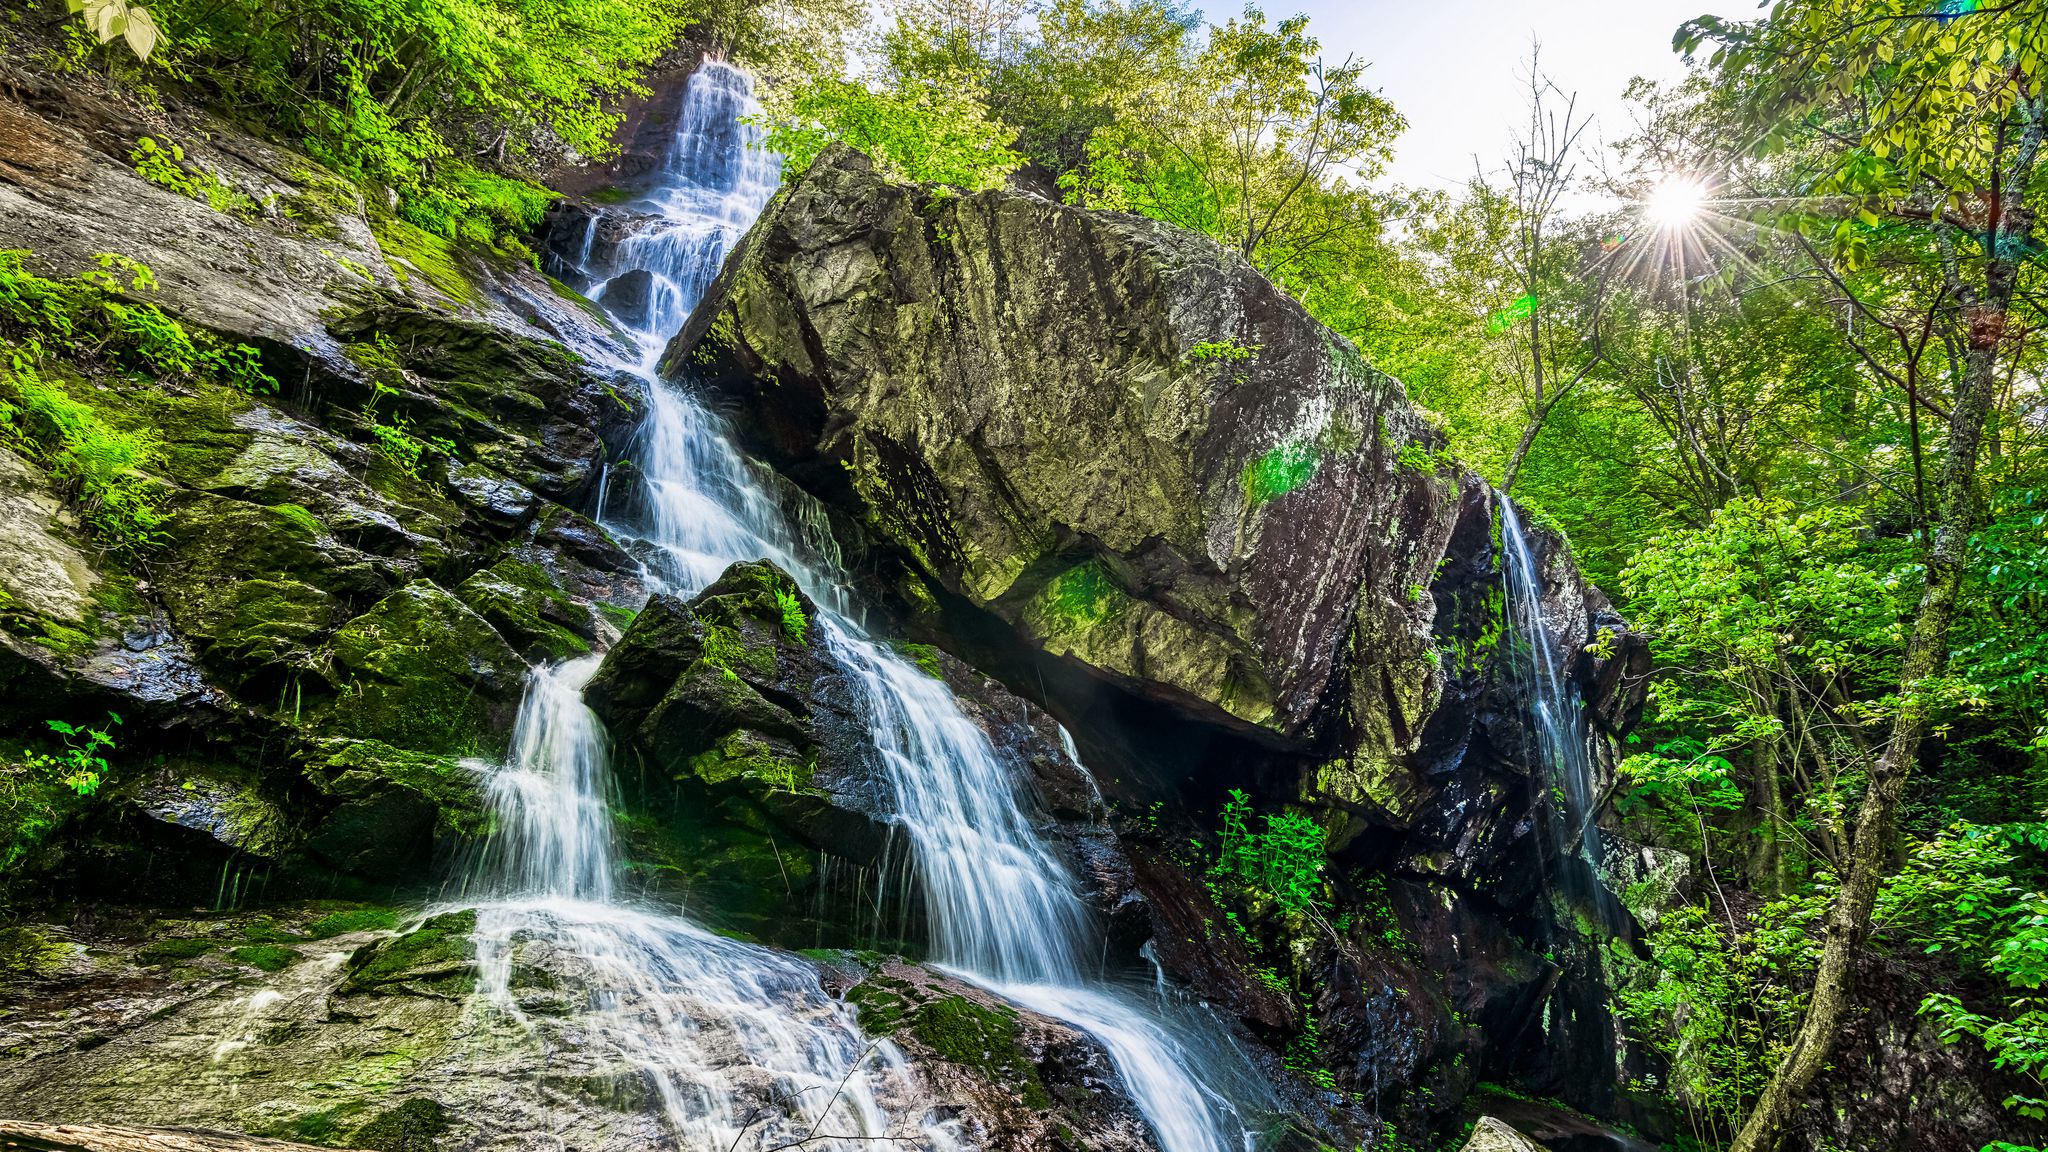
[1063,5,1404,288]
[1493,51,1607,493]
[1676,4,2048,1148]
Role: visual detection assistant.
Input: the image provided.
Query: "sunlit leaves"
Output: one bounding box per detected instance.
[68,0,159,61]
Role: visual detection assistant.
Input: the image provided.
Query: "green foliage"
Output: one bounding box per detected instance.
[1617,891,1828,1140]
[775,586,808,644]
[136,0,689,248]
[131,137,261,219]
[763,72,1024,190]
[1214,789,1326,910]
[1186,338,1258,363]
[22,713,122,797]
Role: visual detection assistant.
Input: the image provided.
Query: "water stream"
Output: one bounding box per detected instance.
[1498,497,1623,933]
[472,60,1264,1152]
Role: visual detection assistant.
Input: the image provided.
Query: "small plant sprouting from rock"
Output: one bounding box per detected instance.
[1214,789,1327,911]
[1396,441,1439,477]
[131,138,261,220]
[776,586,808,644]
[24,712,121,797]
[1186,338,1260,364]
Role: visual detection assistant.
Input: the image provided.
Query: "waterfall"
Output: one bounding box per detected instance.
[1498,497,1621,929]
[505,59,1268,1152]
[460,65,942,1152]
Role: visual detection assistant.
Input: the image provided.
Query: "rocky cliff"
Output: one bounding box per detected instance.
[0,47,1674,1152]
[652,146,1670,1143]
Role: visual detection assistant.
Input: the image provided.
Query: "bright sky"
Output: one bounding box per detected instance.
[1193,0,1763,201]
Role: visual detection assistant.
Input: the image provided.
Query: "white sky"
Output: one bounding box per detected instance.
[1191,0,1764,201]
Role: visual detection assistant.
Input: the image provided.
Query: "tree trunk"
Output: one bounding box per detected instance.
[1498,403,1547,494]
[1727,185,2027,1152]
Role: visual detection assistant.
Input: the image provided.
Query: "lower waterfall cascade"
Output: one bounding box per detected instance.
[471,59,1269,1152]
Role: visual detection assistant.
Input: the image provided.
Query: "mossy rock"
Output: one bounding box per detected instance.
[0,925,67,976]
[134,935,219,965]
[349,1097,449,1152]
[302,738,488,879]
[155,494,348,688]
[455,556,590,662]
[322,580,524,757]
[342,909,475,996]
[847,975,1051,1111]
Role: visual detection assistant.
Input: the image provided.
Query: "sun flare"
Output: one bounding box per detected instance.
[1645,176,1709,230]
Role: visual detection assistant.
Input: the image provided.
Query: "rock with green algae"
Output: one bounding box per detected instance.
[584,560,905,942]
[319,580,525,758]
[296,738,488,879]
[835,960,1156,1152]
[454,556,592,662]
[671,143,1459,745]
[340,910,476,997]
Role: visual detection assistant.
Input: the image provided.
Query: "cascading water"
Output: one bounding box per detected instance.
[458,65,942,1152]
[505,58,1268,1152]
[1498,497,1624,931]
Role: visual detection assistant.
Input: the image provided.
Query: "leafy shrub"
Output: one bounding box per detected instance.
[763,71,1023,191]
[22,713,122,796]
[138,0,686,246]
[1215,789,1327,910]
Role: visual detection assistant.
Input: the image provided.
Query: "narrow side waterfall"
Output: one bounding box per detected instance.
[1498,497,1622,930]
[513,59,1267,1152]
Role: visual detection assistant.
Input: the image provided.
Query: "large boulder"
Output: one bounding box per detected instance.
[669,145,1456,745]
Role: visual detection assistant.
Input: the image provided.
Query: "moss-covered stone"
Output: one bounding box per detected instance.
[349,1097,448,1152]
[673,146,1454,741]
[135,936,218,965]
[0,925,66,976]
[322,581,523,757]
[456,556,590,662]
[341,909,474,996]
[301,738,488,879]
[230,943,299,972]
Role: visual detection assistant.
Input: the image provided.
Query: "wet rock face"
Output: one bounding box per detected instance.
[670,145,1455,745]
[831,960,1159,1152]
[0,72,652,899]
[584,561,904,943]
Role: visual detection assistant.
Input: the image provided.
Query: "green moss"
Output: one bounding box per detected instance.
[899,642,945,679]
[1242,439,1320,506]
[349,1097,448,1152]
[323,581,520,756]
[307,905,403,939]
[267,502,326,539]
[308,739,490,840]
[910,996,1050,1109]
[342,909,475,994]
[847,979,912,1034]
[1039,560,1127,628]
[136,936,218,965]
[370,217,479,306]
[595,601,639,632]
[686,730,812,792]
[456,557,590,661]
[231,944,300,972]
[0,926,66,976]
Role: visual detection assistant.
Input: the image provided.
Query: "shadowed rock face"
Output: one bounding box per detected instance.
[669,145,1456,746]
